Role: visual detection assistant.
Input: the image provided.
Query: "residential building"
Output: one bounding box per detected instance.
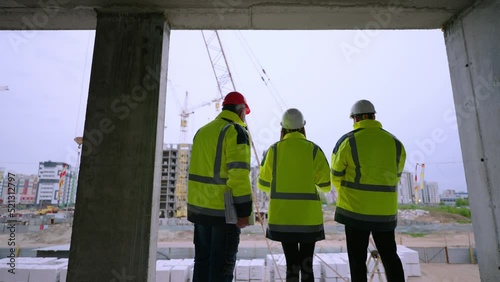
[420,181,440,204]
[398,171,414,204]
[36,161,71,207]
[1,172,38,205]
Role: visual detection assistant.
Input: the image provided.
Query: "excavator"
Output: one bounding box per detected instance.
[36,205,59,215]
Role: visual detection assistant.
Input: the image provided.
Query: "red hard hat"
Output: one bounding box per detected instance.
[222,91,250,114]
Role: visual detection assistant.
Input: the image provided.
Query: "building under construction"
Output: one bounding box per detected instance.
[159,143,192,219]
[159,143,265,221]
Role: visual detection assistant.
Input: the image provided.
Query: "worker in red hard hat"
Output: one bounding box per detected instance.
[222,91,251,115]
[331,99,407,282]
[188,91,252,282]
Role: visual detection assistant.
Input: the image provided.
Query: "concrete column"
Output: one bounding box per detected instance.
[444,0,500,280]
[67,12,169,282]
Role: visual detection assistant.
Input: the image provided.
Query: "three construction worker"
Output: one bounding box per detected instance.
[187,91,253,282]
[258,108,331,282]
[331,99,406,282]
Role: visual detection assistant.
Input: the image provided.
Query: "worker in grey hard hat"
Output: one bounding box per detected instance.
[331,99,407,282]
[349,99,376,123]
[280,108,307,140]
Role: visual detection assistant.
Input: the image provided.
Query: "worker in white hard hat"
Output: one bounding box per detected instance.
[331,99,407,282]
[258,108,331,282]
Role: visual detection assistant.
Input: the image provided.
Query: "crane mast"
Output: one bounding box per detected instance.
[414,163,425,204]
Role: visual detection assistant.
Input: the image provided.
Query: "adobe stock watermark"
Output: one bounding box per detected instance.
[64,64,164,165]
[8,0,72,53]
[339,0,403,63]
[212,0,243,21]
[406,71,496,168]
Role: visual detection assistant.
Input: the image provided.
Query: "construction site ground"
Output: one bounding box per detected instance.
[0,208,479,281]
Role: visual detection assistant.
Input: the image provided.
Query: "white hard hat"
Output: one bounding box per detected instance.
[281,108,306,130]
[350,99,376,118]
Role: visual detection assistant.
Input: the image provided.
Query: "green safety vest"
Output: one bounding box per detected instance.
[258,132,331,239]
[187,110,252,225]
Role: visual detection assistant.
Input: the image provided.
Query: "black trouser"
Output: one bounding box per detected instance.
[281,242,316,282]
[345,226,405,282]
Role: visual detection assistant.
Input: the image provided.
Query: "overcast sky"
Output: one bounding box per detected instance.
[0,29,467,192]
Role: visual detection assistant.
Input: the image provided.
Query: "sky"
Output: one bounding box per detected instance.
[0,29,467,192]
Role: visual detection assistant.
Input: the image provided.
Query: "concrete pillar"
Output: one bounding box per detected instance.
[67,12,169,282]
[444,0,500,280]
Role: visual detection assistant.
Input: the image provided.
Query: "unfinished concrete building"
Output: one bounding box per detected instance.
[160,143,192,219]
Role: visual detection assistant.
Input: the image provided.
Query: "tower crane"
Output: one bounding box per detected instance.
[174,91,220,218]
[200,30,270,219]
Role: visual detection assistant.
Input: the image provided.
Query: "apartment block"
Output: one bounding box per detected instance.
[36,161,71,207]
[1,172,38,205]
[420,181,440,204]
[398,171,414,204]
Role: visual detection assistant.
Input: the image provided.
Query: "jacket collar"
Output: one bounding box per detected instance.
[282,131,306,140]
[217,110,246,127]
[353,119,383,130]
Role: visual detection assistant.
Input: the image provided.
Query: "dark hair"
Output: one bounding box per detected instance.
[281,127,305,136]
[222,104,245,114]
[353,113,375,120]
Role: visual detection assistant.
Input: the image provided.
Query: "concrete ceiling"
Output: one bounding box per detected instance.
[0,0,477,30]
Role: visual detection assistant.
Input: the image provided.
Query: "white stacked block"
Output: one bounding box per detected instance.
[181,258,194,267]
[156,264,172,282]
[266,254,285,282]
[332,256,350,278]
[407,263,421,276]
[312,259,321,279]
[60,265,68,282]
[397,245,421,277]
[29,264,65,282]
[3,264,34,282]
[250,259,265,281]
[170,265,189,282]
[236,259,251,281]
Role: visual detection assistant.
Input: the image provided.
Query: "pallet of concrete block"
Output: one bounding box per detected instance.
[397,245,421,277]
[264,254,322,282]
[155,258,194,282]
[315,253,350,282]
[235,259,266,281]
[0,257,68,282]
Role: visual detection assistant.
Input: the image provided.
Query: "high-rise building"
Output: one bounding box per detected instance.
[60,169,78,208]
[420,181,440,204]
[36,161,71,207]
[159,144,192,218]
[398,171,414,204]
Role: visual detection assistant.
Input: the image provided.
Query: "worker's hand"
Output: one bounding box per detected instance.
[236,216,250,228]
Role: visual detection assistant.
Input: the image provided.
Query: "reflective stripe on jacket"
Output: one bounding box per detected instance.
[331,119,406,231]
[187,110,252,225]
[258,132,331,242]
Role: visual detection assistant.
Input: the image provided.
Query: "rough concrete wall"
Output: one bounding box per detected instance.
[444,0,500,280]
[67,13,168,282]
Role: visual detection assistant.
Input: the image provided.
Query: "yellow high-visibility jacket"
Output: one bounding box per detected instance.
[331,119,406,231]
[258,132,331,242]
[187,110,252,226]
